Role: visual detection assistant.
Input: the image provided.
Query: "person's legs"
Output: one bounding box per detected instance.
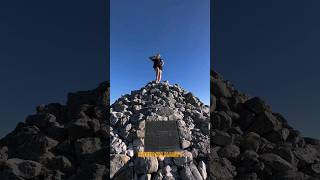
[159,69,162,82]
[157,68,161,83]
[155,67,159,83]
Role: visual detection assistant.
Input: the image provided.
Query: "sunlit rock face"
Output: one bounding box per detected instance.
[110,80,210,180]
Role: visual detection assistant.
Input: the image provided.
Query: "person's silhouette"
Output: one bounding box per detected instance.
[149,53,164,83]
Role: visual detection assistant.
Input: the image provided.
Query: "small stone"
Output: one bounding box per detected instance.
[136,130,145,138]
[126,149,134,157]
[138,120,145,129]
[173,151,193,166]
[181,139,191,149]
[198,161,207,180]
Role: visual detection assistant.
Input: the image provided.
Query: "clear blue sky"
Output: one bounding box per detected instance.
[0,0,107,138]
[110,0,210,104]
[213,0,320,139]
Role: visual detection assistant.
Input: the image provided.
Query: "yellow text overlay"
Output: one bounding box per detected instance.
[137,151,183,157]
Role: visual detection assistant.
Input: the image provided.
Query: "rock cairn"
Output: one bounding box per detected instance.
[0,82,110,180]
[0,70,319,180]
[110,81,210,180]
[210,70,320,180]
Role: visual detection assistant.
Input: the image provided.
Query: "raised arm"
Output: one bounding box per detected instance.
[149,55,155,60]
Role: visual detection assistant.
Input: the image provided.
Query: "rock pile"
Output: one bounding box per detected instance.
[210,70,320,180]
[1,69,319,180]
[110,81,210,180]
[0,82,110,180]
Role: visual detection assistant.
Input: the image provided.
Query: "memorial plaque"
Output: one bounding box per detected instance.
[144,120,181,152]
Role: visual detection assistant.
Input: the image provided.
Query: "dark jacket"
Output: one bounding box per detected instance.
[149,56,164,70]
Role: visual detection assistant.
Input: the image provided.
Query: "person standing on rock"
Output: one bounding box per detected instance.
[149,53,164,83]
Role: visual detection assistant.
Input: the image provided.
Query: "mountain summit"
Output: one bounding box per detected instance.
[110,81,210,180]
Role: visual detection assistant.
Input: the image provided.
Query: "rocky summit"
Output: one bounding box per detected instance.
[210,70,320,180]
[0,82,110,180]
[110,80,210,180]
[0,70,320,180]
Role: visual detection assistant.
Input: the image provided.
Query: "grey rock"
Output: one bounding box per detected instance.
[311,163,320,174]
[212,111,232,130]
[240,132,260,152]
[110,154,130,179]
[69,163,107,180]
[211,130,233,146]
[113,167,133,180]
[43,155,73,174]
[235,172,258,180]
[293,145,318,166]
[263,128,290,143]
[181,139,191,149]
[68,117,100,139]
[25,113,57,129]
[189,162,204,180]
[75,137,104,166]
[244,97,267,114]
[212,79,232,98]
[173,151,193,166]
[210,95,216,112]
[260,153,296,171]
[247,111,282,135]
[153,171,163,180]
[9,130,58,160]
[218,144,240,159]
[227,126,243,135]
[138,120,146,130]
[136,130,145,138]
[111,137,127,154]
[134,157,158,175]
[209,157,236,179]
[75,137,101,156]
[156,107,175,116]
[0,146,8,161]
[273,146,298,167]
[180,162,203,180]
[198,161,207,180]
[2,158,43,179]
[274,170,305,180]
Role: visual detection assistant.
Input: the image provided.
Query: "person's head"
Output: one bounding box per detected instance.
[156,53,161,59]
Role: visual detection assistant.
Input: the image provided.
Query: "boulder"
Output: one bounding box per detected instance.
[244,97,267,114]
[134,157,158,175]
[212,79,232,98]
[260,153,296,172]
[293,145,318,167]
[0,158,43,179]
[218,144,240,159]
[211,111,232,130]
[240,132,260,152]
[198,161,207,180]
[173,151,193,166]
[247,111,282,135]
[209,157,236,179]
[211,130,233,146]
[110,154,130,179]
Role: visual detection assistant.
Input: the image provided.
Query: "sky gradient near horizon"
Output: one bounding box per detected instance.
[213,0,320,139]
[110,0,210,104]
